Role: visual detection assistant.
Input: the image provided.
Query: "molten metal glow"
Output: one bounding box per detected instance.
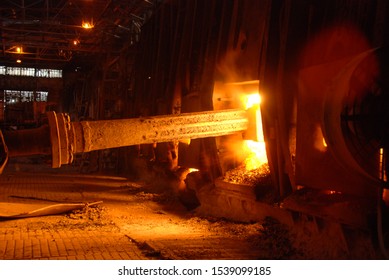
[322,137,328,147]
[242,93,261,109]
[188,168,199,173]
[242,92,268,170]
[243,140,267,170]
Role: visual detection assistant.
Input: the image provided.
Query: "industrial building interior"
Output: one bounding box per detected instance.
[0,0,389,260]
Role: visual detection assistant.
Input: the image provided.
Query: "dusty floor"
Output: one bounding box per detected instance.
[0,159,387,260]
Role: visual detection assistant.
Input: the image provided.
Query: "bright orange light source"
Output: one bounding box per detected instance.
[188,168,199,173]
[243,140,267,170]
[73,39,79,46]
[82,20,94,29]
[322,137,328,147]
[16,59,22,63]
[16,47,23,53]
[241,91,268,170]
[179,139,191,145]
[242,93,261,109]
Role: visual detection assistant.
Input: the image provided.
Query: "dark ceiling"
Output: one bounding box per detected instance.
[0,0,157,69]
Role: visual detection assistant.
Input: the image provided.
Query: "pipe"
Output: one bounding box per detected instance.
[72,109,249,153]
[2,125,52,157]
[3,108,254,168]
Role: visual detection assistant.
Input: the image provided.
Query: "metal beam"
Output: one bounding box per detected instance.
[2,108,255,169]
[49,109,250,167]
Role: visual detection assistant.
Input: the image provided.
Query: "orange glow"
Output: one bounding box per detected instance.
[16,59,22,63]
[242,92,268,170]
[82,20,94,29]
[322,137,328,147]
[384,189,389,206]
[300,23,371,68]
[379,148,387,181]
[73,39,80,46]
[212,80,268,172]
[242,93,261,109]
[324,190,342,195]
[16,46,23,53]
[243,140,267,170]
[188,168,199,173]
[179,139,191,145]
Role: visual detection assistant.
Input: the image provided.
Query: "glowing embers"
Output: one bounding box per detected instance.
[223,162,271,186]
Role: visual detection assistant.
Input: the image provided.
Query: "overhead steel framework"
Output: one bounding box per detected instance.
[0,0,157,67]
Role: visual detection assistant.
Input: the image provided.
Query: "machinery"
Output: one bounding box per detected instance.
[0,107,258,170]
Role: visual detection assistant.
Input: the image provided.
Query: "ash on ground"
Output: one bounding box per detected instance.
[248,216,301,259]
[61,204,116,230]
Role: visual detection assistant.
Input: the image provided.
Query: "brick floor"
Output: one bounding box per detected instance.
[0,171,265,260]
[0,173,151,260]
[0,226,148,260]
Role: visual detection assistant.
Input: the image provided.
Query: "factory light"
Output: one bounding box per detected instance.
[82,20,94,29]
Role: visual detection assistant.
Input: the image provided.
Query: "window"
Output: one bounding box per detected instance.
[0,66,62,78]
[4,90,48,104]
